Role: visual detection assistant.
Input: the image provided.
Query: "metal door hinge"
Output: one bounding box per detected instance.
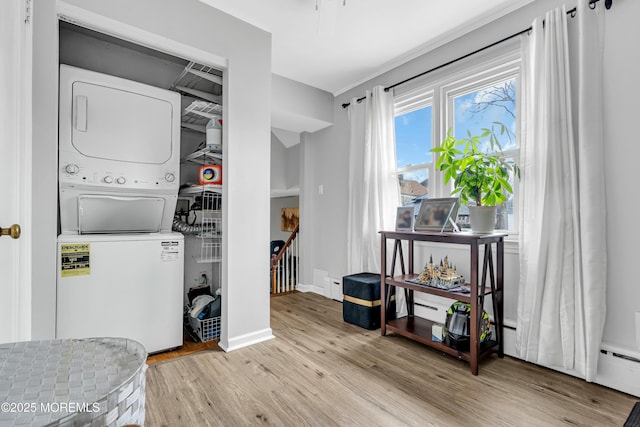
[24,0,32,24]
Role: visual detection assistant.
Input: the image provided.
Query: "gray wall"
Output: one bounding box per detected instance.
[301,0,640,368]
[271,133,300,192]
[58,24,187,89]
[272,74,333,133]
[31,0,59,340]
[270,134,300,247]
[602,0,640,353]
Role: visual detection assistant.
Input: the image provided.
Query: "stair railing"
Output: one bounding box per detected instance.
[271,224,299,294]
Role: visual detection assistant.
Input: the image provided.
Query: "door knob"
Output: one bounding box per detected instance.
[0,224,21,239]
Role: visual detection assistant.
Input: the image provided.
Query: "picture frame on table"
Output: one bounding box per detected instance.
[414,197,460,232]
[395,206,415,231]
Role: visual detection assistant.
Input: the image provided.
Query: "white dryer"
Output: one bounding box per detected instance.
[58,65,181,234]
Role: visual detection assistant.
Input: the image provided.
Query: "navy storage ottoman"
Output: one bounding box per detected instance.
[343,272,394,330]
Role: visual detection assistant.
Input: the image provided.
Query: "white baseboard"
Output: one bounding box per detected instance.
[218,328,274,352]
[503,327,640,397]
[297,282,325,294]
[597,343,640,397]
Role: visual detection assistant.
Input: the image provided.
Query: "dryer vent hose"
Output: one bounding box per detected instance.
[172,218,201,234]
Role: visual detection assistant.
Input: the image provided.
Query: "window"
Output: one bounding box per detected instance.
[393,45,521,233]
[394,104,432,212]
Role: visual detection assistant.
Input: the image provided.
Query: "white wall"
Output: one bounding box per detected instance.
[31,0,273,350]
[301,0,640,394]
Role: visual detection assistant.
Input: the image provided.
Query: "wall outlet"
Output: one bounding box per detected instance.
[198,271,208,284]
[330,277,343,302]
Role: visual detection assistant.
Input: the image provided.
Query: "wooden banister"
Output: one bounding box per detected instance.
[271,224,300,294]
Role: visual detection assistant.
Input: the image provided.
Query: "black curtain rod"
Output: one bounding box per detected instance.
[341,0,612,109]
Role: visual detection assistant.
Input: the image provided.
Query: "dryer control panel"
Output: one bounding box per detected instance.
[59,157,179,192]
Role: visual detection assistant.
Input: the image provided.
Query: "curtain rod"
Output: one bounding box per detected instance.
[341,0,612,109]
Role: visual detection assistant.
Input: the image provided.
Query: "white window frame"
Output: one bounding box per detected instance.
[393,40,522,237]
[394,90,435,199]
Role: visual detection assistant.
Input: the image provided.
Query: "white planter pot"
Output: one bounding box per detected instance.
[468,205,497,234]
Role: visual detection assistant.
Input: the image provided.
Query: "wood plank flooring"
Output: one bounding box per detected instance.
[145,292,637,426]
[146,333,218,365]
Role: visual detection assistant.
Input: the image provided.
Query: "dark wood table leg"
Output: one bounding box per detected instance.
[470,241,479,376]
[381,233,387,335]
[496,239,505,358]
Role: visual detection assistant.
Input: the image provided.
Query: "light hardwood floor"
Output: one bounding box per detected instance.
[146,334,218,365]
[145,292,637,426]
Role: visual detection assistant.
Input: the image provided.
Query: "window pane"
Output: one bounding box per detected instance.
[398,169,428,216]
[453,79,517,151]
[395,106,433,169]
[452,79,517,231]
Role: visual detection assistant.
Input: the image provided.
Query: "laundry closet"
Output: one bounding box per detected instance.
[55,21,224,352]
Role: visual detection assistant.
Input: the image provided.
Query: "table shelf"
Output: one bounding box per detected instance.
[386,316,499,361]
[386,274,494,304]
[380,230,505,375]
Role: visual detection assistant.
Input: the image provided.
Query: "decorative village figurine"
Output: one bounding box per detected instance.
[412,255,465,289]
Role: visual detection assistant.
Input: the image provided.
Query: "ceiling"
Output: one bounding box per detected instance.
[200,0,534,95]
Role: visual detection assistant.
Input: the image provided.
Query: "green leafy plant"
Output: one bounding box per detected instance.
[431,123,520,206]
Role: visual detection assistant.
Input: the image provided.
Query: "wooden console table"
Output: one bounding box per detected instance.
[380,230,505,375]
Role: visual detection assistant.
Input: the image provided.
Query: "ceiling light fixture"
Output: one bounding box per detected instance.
[315,0,346,35]
[315,0,346,12]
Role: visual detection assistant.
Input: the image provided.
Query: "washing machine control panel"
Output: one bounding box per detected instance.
[64,163,80,175]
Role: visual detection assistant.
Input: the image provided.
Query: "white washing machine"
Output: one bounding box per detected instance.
[56,233,184,353]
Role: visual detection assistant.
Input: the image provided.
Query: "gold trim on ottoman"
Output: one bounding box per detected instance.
[343,295,395,307]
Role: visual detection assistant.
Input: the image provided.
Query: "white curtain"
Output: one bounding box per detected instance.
[347,86,399,274]
[517,1,606,381]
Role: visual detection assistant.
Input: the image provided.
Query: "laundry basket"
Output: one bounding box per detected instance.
[189,314,221,342]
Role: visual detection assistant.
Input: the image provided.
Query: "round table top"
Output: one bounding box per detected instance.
[0,337,147,427]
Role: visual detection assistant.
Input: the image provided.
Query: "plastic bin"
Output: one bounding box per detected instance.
[187,311,221,342]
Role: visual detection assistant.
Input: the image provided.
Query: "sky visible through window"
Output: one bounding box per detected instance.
[395,106,432,170]
[394,79,516,174]
[453,79,517,151]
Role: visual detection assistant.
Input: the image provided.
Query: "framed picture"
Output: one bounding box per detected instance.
[414,198,460,232]
[395,207,415,231]
[281,208,299,232]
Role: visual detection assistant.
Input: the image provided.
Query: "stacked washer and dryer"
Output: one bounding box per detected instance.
[56,65,184,353]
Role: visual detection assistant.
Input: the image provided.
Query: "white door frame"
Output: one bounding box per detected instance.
[0,0,33,343]
[56,2,227,72]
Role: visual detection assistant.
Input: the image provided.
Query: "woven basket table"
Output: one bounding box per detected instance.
[0,338,147,427]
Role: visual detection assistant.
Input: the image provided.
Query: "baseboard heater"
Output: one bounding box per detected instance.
[414,302,439,311]
[600,349,640,364]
